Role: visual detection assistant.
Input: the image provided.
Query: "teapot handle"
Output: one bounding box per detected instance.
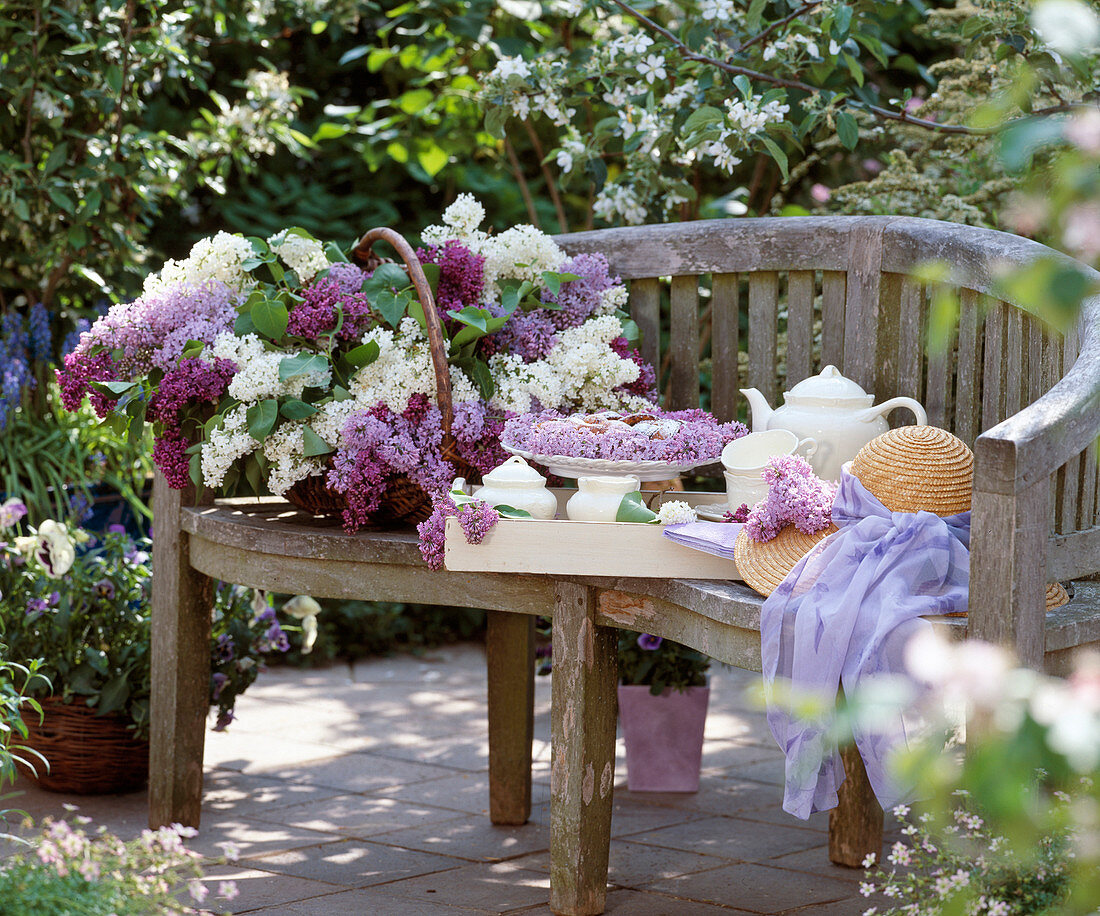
[861,397,928,426]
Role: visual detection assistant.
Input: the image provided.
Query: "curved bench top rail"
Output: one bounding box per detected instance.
[181,501,555,613]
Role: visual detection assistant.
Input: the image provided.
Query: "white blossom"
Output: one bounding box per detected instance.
[146,231,255,297]
[657,501,697,525]
[637,54,667,84]
[268,232,329,282]
[201,405,259,488]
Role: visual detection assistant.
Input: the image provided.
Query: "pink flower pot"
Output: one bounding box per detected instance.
[618,684,709,792]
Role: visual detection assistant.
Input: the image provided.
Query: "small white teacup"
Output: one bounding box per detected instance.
[721,430,817,512]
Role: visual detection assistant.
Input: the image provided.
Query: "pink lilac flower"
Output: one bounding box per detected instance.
[610,336,658,401]
[152,430,192,489]
[288,275,373,341]
[325,261,368,295]
[542,253,619,329]
[418,240,486,312]
[744,455,837,542]
[457,500,500,544]
[147,357,236,426]
[725,503,750,523]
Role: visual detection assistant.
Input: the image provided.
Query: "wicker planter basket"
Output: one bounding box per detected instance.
[286,227,478,526]
[19,697,149,795]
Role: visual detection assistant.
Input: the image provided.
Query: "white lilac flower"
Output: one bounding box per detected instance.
[34,520,76,579]
[481,225,566,289]
[657,501,697,525]
[146,231,255,297]
[268,232,329,282]
[201,405,259,488]
[420,193,490,250]
[211,332,326,403]
[262,423,321,496]
[282,595,322,654]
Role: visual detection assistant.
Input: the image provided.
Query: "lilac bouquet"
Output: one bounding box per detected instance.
[744,455,837,542]
[58,196,655,531]
[502,408,747,466]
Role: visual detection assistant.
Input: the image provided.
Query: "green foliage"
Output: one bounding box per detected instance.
[617,631,710,695]
[276,597,486,665]
[0,385,152,526]
[0,524,278,737]
[0,652,48,792]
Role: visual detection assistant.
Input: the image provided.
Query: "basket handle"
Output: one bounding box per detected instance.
[352,227,455,436]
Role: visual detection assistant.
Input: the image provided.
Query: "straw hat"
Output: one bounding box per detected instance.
[849,426,973,516]
[735,524,837,598]
[1047,581,1070,611]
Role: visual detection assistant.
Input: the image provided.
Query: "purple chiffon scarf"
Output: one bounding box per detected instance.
[760,467,970,819]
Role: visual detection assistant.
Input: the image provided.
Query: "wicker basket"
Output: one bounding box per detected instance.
[286,227,478,526]
[18,697,149,795]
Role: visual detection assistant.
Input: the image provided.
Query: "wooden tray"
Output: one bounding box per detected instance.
[444,489,740,579]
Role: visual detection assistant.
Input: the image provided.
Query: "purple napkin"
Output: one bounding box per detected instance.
[761,467,970,819]
[662,521,744,561]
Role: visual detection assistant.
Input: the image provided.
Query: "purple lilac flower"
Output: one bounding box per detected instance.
[725,503,750,523]
[288,276,373,341]
[541,253,619,329]
[637,633,663,651]
[416,494,500,568]
[147,357,236,426]
[744,455,838,543]
[418,241,486,312]
[152,431,192,488]
[489,311,559,362]
[57,280,237,413]
[211,672,229,700]
[325,262,368,295]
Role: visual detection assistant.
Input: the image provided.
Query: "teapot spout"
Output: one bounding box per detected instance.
[739,387,774,433]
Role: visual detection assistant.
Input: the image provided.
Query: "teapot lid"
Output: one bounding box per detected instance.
[482,455,546,487]
[785,365,872,404]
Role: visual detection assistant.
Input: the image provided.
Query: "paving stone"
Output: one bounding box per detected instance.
[782,896,872,915]
[379,861,552,913]
[528,798,703,839]
[203,768,345,818]
[246,792,462,837]
[514,887,757,915]
[369,735,492,771]
[617,778,785,818]
[626,816,824,863]
[735,805,831,833]
[244,837,462,888]
[7,779,150,840]
[509,837,733,889]
[370,814,550,862]
[187,815,336,860]
[249,886,495,914]
[378,772,549,816]
[646,862,857,913]
[260,751,458,792]
[768,845,864,884]
[699,740,785,776]
[195,863,345,912]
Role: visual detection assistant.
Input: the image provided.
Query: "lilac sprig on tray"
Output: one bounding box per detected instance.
[502,409,747,465]
[417,495,502,570]
[744,455,837,542]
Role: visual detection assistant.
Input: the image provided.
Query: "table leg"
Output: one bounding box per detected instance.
[149,475,213,829]
[828,742,884,866]
[550,582,618,916]
[486,610,535,825]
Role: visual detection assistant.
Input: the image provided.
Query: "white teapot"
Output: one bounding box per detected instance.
[740,365,927,481]
[473,456,558,519]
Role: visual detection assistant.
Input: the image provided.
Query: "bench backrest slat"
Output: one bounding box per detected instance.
[821,270,847,368]
[669,276,701,410]
[710,272,740,423]
[747,272,780,406]
[955,289,983,446]
[785,270,816,387]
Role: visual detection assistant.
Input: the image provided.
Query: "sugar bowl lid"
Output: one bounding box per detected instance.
[482,455,546,487]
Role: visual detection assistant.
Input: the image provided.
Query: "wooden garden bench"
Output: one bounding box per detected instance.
[150,215,1100,916]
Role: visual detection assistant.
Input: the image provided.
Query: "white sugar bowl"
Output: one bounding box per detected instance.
[473,456,558,519]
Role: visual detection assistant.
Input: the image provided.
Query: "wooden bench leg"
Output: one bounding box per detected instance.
[149,475,213,829]
[828,742,884,866]
[486,610,535,825]
[550,582,618,916]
